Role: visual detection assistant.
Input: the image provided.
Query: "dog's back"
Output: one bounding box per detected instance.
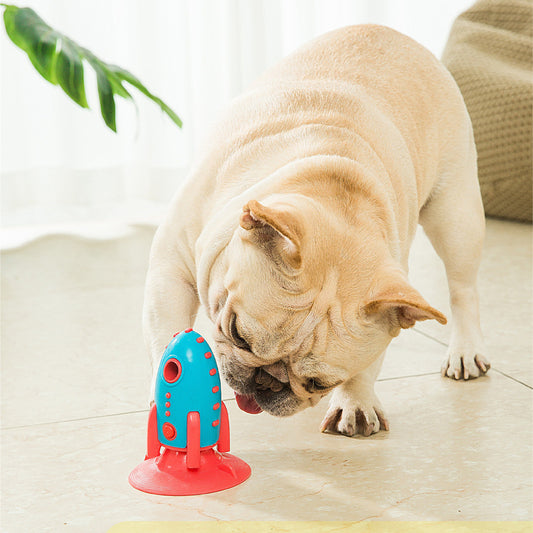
[200,25,472,249]
[250,24,471,202]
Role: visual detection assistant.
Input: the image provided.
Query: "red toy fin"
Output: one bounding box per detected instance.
[186,411,201,469]
[145,404,160,459]
[217,401,230,453]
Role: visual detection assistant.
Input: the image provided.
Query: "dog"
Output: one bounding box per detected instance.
[143,24,490,437]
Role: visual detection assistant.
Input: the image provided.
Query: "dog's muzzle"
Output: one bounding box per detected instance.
[222,359,304,417]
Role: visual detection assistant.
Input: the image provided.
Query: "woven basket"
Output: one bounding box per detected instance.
[442,0,533,222]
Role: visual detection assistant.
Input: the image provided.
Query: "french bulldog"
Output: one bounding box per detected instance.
[143,24,490,437]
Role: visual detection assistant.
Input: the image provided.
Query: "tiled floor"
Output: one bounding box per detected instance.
[1,218,532,532]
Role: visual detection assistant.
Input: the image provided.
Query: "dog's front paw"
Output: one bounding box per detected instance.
[441,348,490,380]
[320,388,389,437]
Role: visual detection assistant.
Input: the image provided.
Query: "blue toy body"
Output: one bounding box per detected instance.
[154,329,222,449]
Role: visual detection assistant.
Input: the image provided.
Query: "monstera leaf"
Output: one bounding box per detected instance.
[1,4,182,132]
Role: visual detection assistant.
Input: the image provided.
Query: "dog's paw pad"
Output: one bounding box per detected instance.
[441,351,490,380]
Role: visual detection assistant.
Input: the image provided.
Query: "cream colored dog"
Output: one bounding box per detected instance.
[143,25,490,437]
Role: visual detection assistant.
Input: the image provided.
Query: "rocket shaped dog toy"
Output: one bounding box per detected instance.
[129,329,251,495]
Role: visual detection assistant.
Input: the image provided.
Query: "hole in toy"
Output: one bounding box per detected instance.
[164,359,181,383]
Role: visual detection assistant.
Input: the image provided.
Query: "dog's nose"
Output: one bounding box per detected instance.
[262,361,289,383]
[254,367,285,392]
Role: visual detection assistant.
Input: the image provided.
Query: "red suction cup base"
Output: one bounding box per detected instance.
[129,447,251,496]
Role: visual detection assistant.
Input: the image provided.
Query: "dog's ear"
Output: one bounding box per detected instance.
[239,199,303,268]
[362,267,447,333]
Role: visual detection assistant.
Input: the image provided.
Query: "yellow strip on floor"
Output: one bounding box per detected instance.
[107,521,531,533]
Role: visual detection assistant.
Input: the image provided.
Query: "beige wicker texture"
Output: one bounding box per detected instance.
[442,0,532,222]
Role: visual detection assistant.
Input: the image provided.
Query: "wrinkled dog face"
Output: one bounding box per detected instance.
[210,249,354,417]
[207,198,392,416]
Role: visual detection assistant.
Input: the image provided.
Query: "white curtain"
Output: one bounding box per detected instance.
[0,0,473,246]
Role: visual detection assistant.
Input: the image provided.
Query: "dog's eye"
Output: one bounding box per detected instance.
[305,378,329,393]
[229,314,251,351]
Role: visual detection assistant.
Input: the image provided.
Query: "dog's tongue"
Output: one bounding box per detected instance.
[234,392,263,414]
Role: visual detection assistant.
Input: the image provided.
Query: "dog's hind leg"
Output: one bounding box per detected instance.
[418,135,490,380]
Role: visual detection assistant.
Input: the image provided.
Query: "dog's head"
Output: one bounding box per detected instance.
[208,194,446,416]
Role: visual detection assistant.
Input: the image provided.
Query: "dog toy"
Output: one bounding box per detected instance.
[129,328,251,495]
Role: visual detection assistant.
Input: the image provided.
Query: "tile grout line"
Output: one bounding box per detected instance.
[0,371,460,431]
[492,368,533,390]
[377,371,441,382]
[0,371,443,431]
[0,399,238,431]
[0,408,150,431]
[3,369,530,431]
[412,326,449,347]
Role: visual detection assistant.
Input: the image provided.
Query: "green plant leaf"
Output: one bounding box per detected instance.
[83,51,121,132]
[55,37,88,109]
[108,65,183,128]
[1,4,182,132]
[3,6,57,84]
